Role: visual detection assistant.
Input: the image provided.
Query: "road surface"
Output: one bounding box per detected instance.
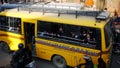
[1,46,120,68]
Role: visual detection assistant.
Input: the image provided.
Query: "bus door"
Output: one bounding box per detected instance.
[24,22,35,55]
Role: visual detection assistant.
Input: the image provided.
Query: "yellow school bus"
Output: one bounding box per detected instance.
[0,3,113,68]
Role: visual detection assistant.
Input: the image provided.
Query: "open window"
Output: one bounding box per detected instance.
[37,21,101,50]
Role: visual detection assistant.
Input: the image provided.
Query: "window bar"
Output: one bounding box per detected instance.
[43,8,45,15]
[17,6,19,11]
[58,10,60,17]
[76,11,78,18]
[29,7,31,13]
[42,5,45,15]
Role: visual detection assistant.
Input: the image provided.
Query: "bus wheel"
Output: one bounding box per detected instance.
[52,55,67,68]
[0,42,10,53]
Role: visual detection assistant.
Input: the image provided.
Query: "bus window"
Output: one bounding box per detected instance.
[0,16,8,30]
[104,22,113,48]
[95,29,101,50]
[0,16,21,34]
[37,21,101,50]
[37,21,54,38]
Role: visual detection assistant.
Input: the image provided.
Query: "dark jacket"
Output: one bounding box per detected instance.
[98,58,106,68]
[85,59,94,68]
[11,48,32,68]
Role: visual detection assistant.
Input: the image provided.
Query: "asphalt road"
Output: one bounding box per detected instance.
[109,53,120,68]
[0,46,56,68]
[0,47,12,67]
[1,45,120,68]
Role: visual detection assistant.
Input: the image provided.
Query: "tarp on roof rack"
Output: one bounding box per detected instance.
[0,4,27,12]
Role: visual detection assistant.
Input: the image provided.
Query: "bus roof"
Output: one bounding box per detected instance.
[0,3,110,28]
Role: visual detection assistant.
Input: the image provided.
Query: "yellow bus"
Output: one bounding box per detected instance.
[0,4,113,68]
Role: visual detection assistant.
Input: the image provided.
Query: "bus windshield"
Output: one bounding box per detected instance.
[104,22,113,48]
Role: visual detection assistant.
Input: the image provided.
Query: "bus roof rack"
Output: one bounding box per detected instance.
[17,3,109,19]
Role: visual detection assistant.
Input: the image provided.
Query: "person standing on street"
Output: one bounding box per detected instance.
[11,43,32,68]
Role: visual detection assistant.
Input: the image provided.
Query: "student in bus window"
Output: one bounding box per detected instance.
[77,32,83,39]
[87,29,94,40]
[71,32,76,38]
[76,32,85,42]
[78,31,86,43]
[84,33,93,43]
[9,27,13,31]
[57,27,64,37]
[82,31,87,40]
[40,31,47,37]
[16,27,19,33]
[87,29,96,41]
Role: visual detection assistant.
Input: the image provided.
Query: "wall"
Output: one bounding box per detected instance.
[106,0,120,16]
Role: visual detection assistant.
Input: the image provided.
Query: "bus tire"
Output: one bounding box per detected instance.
[52,55,67,68]
[0,42,10,53]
